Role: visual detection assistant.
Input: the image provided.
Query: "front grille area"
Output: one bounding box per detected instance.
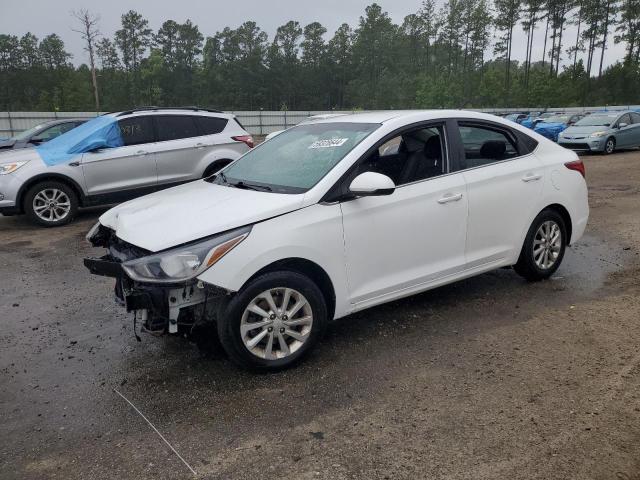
[559,142,591,150]
[89,224,150,262]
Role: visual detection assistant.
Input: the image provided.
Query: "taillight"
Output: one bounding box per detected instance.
[232,135,254,148]
[564,160,585,178]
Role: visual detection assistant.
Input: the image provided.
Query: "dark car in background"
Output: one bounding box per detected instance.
[0,119,86,151]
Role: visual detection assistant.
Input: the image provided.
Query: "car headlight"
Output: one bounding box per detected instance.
[589,131,607,138]
[121,226,251,283]
[85,221,101,242]
[0,161,28,175]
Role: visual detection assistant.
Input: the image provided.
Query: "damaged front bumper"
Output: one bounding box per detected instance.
[84,225,229,336]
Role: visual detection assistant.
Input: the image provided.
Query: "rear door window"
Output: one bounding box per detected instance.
[117,116,155,146]
[194,116,228,135]
[458,124,519,169]
[156,115,199,142]
[630,113,640,124]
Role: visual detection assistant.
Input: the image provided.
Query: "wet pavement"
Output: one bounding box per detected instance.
[1,151,639,479]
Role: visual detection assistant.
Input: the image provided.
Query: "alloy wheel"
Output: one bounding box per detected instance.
[533,220,562,270]
[240,288,313,360]
[32,188,71,222]
[605,139,615,154]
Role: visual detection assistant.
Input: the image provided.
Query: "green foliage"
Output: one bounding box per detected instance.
[0,3,638,112]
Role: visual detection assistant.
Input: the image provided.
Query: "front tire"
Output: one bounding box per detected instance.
[24,181,78,227]
[514,209,567,282]
[217,271,327,371]
[603,137,615,155]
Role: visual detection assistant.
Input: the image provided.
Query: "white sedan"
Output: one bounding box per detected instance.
[85,110,589,370]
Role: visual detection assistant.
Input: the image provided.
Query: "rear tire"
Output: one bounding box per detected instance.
[514,209,567,282]
[24,181,78,227]
[217,271,327,371]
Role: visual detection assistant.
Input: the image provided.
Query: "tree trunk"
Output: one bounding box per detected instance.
[573,5,582,70]
[542,15,550,66]
[549,23,557,76]
[88,46,100,112]
[506,23,514,95]
[524,16,532,88]
[598,0,611,78]
[555,9,566,77]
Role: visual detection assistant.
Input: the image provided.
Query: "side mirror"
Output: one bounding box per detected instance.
[349,172,395,197]
[618,122,628,129]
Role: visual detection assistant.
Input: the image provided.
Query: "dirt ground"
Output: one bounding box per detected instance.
[1,150,639,480]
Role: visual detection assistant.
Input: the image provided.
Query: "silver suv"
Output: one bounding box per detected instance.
[0,107,253,226]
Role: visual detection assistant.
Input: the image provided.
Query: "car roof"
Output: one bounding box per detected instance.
[105,107,234,119]
[307,109,520,125]
[37,118,86,126]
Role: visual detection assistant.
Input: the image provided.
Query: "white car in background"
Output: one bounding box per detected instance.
[85,110,589,371]
[0,107,253,226]
[264,113,347,141]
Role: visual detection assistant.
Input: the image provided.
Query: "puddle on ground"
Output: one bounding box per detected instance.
[558,233,633,294]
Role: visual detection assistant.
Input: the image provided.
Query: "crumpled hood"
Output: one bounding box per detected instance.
[99,180,306,252]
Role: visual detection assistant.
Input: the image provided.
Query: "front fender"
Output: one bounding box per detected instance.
[196,204,352,319]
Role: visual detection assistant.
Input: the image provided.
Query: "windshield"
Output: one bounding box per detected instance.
[217,122,379,193]
[35,115,123,167]
[574,114,618,127]
[11,123,50,141]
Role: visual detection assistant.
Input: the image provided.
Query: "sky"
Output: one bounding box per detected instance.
[0,0,627,70]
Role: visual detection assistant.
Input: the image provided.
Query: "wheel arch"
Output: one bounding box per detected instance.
[605,136,616,153]
[241,257,337,321]
[544,203,573,245]
[203,158,234,178]
[17,174,86,213]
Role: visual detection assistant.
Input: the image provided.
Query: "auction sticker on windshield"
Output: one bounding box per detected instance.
[308,138,348,149]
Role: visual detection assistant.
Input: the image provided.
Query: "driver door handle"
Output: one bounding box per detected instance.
[522,173,542,182]
[437,192,463,204]
[136,150,148,156]
[195,142,207,148]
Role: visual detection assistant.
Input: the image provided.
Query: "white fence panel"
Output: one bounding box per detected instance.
[1,106,639,138]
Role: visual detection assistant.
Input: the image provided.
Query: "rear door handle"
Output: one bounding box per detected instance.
[437,192,463,204]
[522,173,542,182]
[195,143,207,148]
[136,150,148,156]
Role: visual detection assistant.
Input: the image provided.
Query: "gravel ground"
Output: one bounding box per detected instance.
[1,150,639,480]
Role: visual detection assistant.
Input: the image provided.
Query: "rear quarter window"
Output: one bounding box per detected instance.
[194,116,228,135]
[513,129,538,153]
